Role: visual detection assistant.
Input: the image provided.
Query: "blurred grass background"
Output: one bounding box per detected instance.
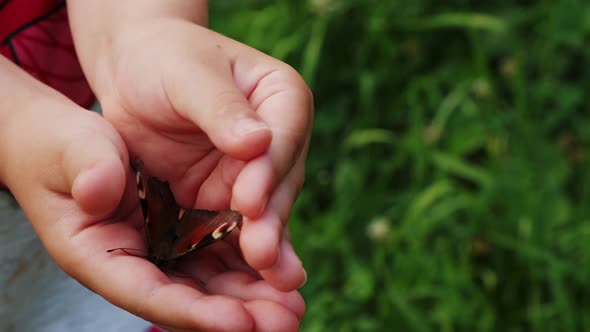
[211,1,590,331]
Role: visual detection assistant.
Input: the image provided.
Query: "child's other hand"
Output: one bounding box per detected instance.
[99,19,311,290]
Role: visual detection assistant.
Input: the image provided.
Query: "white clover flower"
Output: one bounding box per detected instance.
[500,57,517,78]
[310,0,336,15]
[472,78,492,99]
[366,216,391,241]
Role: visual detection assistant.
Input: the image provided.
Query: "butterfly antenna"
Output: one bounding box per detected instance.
[106,247,147,258]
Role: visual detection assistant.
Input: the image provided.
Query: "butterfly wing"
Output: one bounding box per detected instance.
[133,159,180,261]
[132,158,242,263]
[172,209,242,258]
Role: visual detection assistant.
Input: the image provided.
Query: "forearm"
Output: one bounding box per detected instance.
[67,0,208,95]
[0,56,68,118]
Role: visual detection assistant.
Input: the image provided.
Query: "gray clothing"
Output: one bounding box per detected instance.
[0,191,150,332]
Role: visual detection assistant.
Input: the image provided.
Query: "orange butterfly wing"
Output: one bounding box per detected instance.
[174,209,242,256]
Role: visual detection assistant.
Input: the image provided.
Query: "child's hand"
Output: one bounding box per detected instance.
[69,2,312,331]
[1,72,304,332]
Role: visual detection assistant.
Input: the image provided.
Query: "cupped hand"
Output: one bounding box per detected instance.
[92,19,313,296]
[4,97,304,331]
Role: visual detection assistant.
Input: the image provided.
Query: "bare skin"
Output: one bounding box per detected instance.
[1,1,312,331]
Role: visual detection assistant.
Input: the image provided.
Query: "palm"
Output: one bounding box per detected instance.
[72,177,303,331]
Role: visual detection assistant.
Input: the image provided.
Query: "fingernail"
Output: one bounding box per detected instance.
[299,268,307,288]
[234,118,269,137]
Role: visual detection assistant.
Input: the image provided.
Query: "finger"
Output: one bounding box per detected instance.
[194,156,245,210]
[206,271,305,320]
[164,56,272,161]
[3,107,128,218]
[239,143,308,291]
[233,156,274,217]
[65,121,128,217]
[71,159,126,217]
[240,217,305,292]
[158,299,301,332]
[241,214,305,292]
[136,285,253,332]
[222,226,256,266]
[233,69,313,217]
[240,210,281,269]
[259,235,306,291]
[205,231,261,278]
[225,224,245,252]
[169,149,227,209]
[240,207,306,291]
[244,300,301,332]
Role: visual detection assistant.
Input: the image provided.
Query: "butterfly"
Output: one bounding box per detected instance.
[110,158,242,266]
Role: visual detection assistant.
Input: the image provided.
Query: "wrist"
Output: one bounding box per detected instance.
[0,57,74,185]
[67,0,209,97]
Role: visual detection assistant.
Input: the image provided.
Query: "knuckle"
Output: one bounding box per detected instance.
[212,90,248,117]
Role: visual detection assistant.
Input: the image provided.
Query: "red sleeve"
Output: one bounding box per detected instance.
[0,0,95,107]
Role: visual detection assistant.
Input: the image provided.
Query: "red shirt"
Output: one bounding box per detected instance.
[0,0,94,106]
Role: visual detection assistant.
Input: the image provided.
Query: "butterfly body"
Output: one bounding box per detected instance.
[132,159,241,266]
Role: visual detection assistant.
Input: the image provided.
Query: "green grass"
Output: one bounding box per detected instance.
[211,1,590,331]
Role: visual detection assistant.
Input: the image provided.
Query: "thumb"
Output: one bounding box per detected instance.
[65,129,127,217]
[164,63,272,160]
